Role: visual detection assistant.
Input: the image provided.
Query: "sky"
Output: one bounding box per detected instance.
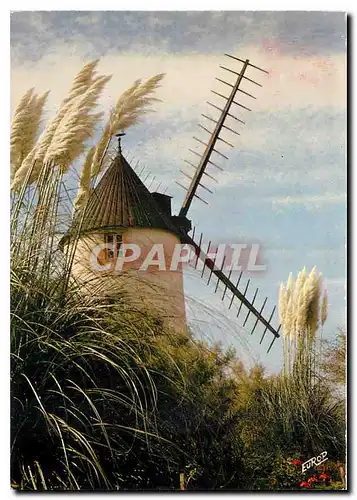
[10,11,347,371]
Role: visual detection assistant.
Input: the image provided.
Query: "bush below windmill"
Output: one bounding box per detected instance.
[267,456,344,490]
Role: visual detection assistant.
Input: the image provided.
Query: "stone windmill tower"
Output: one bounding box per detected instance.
[64,54,282,352]
[61,135,191,332]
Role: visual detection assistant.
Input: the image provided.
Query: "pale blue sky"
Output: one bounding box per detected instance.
[11,11,347,371]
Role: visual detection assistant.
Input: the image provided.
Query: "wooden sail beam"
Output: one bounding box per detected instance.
[181,232,281,343]
[178,59,250,218]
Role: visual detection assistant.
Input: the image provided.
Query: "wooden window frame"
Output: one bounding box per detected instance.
[104,233,123,260]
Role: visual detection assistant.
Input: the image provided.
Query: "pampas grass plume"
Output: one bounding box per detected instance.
[90,120,112,178]
[11,64,162,190]
[73,146,95,212]
[279,274,295,338]
[112,73,165,132]
[21,91,50,159]
[279,283,287,328]
[294,267,307,336]
[11,148,37,191]
[11,90,50,188]
[321,289,328,326]
[89,74,165,178]
[11,88,34,150]
[44,75,111,170]
[63,59,100,104]
[10,88,43,178]
[34,61,104,168]
[300,267,321,337]
[279,267,323,341]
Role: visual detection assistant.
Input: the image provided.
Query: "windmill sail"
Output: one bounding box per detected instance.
[178,55,268,217]
[181,232,281,353]
[175,55,280,352]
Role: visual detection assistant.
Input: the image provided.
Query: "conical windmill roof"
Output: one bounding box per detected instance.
[76,152,176,234]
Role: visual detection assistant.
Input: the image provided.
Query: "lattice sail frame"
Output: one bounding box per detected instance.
[181,231,281,353]
[176,55,281,352]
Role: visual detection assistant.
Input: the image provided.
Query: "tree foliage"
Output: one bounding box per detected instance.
[321,329,346,386]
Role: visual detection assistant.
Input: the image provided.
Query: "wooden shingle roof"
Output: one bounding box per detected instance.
[81,152,176,232]
[61,152,180,247]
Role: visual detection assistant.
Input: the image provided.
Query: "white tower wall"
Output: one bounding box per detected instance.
[68,227,187,332]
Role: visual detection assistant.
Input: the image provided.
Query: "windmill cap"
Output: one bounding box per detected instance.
[60,151,182,247]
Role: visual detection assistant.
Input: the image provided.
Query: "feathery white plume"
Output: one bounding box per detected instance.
[90,119,112,178]
[44,75,111,170]
[112,74,164,132]
[11,88,50,179]
[11,60,106,191]
[90,74,164,178]
[304,266,321,336]
[11,88,34,169]
[11,148,38,191]
[73,146,95,212]
[21,92,50,158]
[26,62,102,177]
[321,288,328,326]
[293,267,307,336]
[279,283,287,327]
[63,59,100,104]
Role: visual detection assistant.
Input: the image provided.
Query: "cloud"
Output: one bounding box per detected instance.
[325,278,346,288]
[269,193,346,210]
[11,11,346,60]
[11,44,346,117]
[133,104,345,201]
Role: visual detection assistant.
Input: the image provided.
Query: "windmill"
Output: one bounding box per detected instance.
[63,54,281,353]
